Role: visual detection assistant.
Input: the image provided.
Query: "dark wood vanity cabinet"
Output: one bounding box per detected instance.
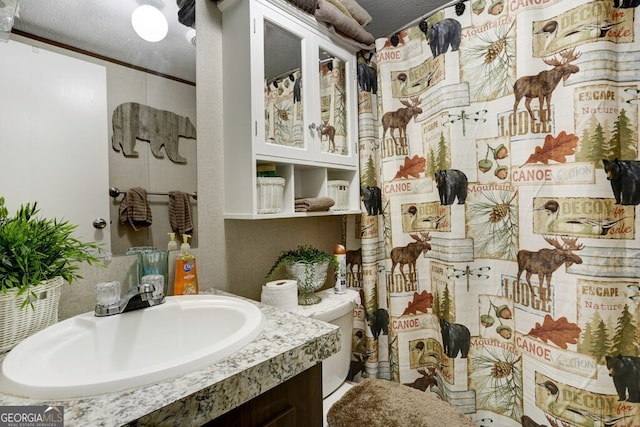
[205,364,323,427]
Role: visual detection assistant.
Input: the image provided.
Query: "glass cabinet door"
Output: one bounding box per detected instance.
[263,20,304,150]
[318,50,347,155]
[314,42,357,166]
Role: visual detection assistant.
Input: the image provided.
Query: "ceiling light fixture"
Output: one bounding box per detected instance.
[131,5,168,42]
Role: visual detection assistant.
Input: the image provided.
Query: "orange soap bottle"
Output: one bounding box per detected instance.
[174,234,199,295]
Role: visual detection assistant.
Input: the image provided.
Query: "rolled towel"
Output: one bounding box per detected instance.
[119,187,152,231]
[337,0,372,27]
[314,0,375,46]
[326,0,355,20]
[168,191,194,235]
[177,0,195,28]
[294,197,335,212]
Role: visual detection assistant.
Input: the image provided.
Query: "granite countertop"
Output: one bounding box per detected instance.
[0,289,340,426]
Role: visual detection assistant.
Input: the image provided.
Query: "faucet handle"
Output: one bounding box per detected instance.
[95,281,121,316]
[140,274,165,299]
[137,283,156,301]
[96,281,121,307]
[138,283,154,293]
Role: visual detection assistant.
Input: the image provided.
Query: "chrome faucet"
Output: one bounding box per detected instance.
[95,282,165,317]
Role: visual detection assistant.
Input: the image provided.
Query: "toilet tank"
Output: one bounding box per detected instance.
[302,289,358,398]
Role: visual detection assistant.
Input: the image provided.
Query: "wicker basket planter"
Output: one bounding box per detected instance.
[0,276,63,353]
[285,261,329,305]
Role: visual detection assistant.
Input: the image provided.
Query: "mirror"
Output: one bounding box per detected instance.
[5,0,197,256]
[263,20,303,149]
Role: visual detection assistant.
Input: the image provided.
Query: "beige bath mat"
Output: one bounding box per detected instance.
[326,379,476,427]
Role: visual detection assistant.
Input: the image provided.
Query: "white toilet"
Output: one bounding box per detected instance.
[289,288,359,424]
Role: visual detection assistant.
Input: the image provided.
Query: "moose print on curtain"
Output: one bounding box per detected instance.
[347,0,640,425]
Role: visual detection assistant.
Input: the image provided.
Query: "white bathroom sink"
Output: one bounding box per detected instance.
[0,295,265,399]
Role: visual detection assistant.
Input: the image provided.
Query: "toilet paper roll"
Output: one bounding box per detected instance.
[261,280,298,309]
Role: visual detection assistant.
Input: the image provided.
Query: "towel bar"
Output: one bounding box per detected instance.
[109,187,197,200]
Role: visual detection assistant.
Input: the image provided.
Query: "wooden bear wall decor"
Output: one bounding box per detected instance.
[111,102,197,164]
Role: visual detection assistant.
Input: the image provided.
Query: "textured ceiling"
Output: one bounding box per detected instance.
[13,0,197,82]
[358,0,452,40]
[11,0,451,83]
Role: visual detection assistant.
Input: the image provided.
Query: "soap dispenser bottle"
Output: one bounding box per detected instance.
[174,234,198,295]
[167,233,178,251]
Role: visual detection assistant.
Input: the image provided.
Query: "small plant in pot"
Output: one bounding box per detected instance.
[266,245,338,305]
[0,197,103,351]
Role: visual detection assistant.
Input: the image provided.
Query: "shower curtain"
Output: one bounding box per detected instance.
[347,1,640,425]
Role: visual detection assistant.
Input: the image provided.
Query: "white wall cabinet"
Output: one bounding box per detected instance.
[220,0,360,219]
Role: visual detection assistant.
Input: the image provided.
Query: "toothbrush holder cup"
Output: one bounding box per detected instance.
[136,250,169,294]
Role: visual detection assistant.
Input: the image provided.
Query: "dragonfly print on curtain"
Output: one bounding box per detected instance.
[345,1,640,426]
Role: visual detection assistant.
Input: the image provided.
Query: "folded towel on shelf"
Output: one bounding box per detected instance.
[294,197,335,212]
[119,187,152,231]
[169,191,194,235]
[314,0,375,48]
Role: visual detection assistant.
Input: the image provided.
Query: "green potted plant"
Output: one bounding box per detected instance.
[0,197,103,351]
[266,245,338,305]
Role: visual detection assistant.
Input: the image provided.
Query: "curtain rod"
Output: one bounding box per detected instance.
[266,67,301,86]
